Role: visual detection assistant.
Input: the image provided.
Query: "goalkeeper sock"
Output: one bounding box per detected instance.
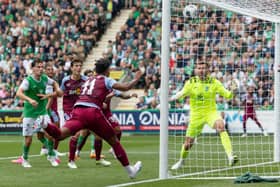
[220,131,233,158]
[23,145,30,160]
[180,144,188,159]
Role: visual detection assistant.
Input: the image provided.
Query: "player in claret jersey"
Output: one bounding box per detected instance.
[60,58,88,121]
[170,61,238,170]
[43,59,143,178]
[74,69,106,161]
[61,61,107,166]
[241,86,267,137]
[67,89,138,169]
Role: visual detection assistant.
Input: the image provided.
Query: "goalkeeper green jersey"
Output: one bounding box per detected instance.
[22,74,49,118]
[177,76,233,115]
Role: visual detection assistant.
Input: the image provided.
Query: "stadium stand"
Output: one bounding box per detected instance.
[168,4,274,110]
[102,0,274,110]
[0,0,123,110]
[1,0,274,111]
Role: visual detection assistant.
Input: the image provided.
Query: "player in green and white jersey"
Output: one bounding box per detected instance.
[170,61,238,170]
[15,59,62,168]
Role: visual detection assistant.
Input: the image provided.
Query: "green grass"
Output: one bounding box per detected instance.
[0,135,279,187]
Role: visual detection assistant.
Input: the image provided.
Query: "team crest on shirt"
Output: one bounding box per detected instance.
[66,83,71,87]
[76,88,81,94]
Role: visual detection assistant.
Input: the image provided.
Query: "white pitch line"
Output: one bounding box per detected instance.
[0,154,44,160]
[0,139,158,143]
[107,178,163,187]
[0,151,158,161]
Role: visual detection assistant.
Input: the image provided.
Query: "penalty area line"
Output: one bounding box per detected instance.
[0,151,157,161]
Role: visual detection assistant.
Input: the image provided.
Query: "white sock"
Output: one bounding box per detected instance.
[228,154,233,160]
[178,158,184,163]
[125,165,134,174]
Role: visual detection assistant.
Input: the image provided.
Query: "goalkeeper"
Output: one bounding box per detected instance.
[171,61,238,170]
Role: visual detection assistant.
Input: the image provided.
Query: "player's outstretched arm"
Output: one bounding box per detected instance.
[119,92,138,99]
[169,90,184,102]
[216,79,233,99]
[169,80,191,102]
[37,81,63,100]
[53,81,64,97]
[112,70,143,91]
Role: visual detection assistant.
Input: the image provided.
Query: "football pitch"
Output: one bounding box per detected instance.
[0,135,279,187]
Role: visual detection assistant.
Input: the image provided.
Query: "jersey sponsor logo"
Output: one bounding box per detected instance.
[68,88,81,95]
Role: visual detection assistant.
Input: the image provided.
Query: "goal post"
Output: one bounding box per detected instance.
[274,22,280,163]
[160,0,280,179]
[159,0,171,179]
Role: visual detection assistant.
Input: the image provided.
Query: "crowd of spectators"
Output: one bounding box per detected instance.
[105,1,274,110]
[102,0,162,110]
[166,2,275,111]
[0,0,123,110]
[0,0,276,111]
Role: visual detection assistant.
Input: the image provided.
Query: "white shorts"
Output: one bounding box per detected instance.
[22,115,51,136]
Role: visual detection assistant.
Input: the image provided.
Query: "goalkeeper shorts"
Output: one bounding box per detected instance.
[186,111,222,138]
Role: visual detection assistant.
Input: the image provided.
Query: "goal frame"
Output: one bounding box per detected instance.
[160,0,280,179]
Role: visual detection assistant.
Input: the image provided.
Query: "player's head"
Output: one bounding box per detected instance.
[84,69,93,77]
[45,64,54,78]
[95,58,111,76]
[70,57,83,76]
[195,60,209,80]
[31,58,44,77]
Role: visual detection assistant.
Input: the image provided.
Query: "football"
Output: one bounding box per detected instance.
[183,4,198,18]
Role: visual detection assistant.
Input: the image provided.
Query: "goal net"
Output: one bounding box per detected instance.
[162,0,280,179]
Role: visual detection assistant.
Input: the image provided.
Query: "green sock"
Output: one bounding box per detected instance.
[90,135,95,151]
[180,144,188,159]
[220,131,233,158]
[77,135,85,147]
[38,137,48,148]
[23,145,30,160]
[47,140,55,156]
